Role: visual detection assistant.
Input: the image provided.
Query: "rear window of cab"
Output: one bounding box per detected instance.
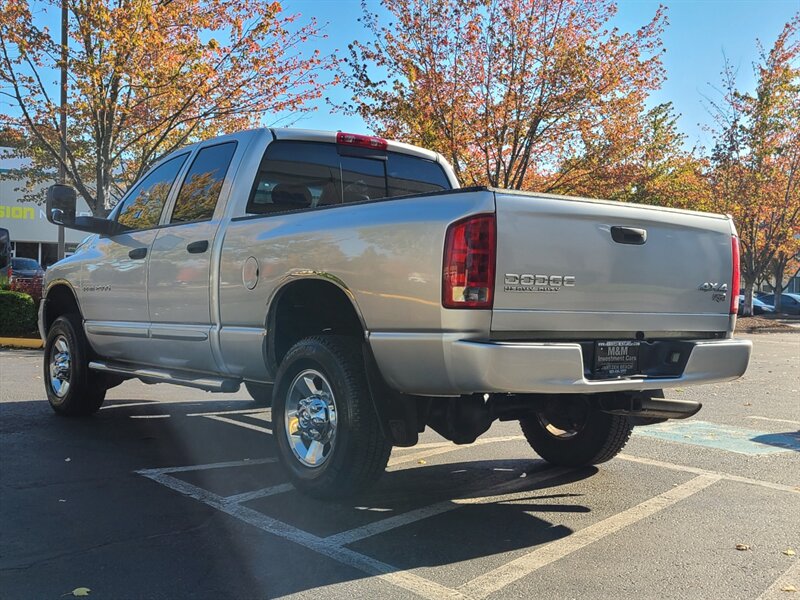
[246,141,452,215]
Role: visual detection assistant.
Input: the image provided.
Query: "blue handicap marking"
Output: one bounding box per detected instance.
[635,420,800,455]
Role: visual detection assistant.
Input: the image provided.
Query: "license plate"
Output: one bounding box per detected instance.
[594,341,640,377]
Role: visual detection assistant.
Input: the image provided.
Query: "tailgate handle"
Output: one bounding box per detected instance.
[611,226,647,245]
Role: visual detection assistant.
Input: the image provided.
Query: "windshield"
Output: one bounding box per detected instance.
[11,257,41,270]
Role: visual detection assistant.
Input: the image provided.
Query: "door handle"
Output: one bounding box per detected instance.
[186,240,209,254]
[611,226,647,245]
[128,247,147,259]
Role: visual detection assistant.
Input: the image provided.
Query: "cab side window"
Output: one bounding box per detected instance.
[247,142,340,215]
[170,142,237,224]
[245,141,453,216]
[116,154,188,230]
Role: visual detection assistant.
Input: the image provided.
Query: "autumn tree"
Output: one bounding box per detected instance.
[339,0,666,193]
[0,0,331,215]
[557,102,711,207]
[707,16,800,314]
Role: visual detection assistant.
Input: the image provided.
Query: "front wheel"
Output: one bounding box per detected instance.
[44,314,107,416]
[272,336,391,498]
[520,396,633,467]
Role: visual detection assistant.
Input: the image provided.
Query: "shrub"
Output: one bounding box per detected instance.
[10,278,43,304]
[0,290,38,337]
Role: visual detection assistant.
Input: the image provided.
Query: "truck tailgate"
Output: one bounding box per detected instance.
[492,191,735,336]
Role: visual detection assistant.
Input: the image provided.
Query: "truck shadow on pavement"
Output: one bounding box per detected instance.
[3,397,600,598]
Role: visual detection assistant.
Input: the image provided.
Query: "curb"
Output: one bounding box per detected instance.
[0,337,43,349]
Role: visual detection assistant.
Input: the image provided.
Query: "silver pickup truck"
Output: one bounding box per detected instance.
[40,128,752,497]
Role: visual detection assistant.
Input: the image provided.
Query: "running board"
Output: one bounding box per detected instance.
[89,361,241,393]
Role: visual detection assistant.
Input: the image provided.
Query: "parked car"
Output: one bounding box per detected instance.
[8,257,45,283]
[757,293,800,315]
[738,295,775,316]
[38,128,752,498]
[7,257,45,301]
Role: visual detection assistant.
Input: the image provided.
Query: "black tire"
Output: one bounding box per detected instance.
[520,396,633,467]
[43,314,107,416]
[272,336,391,498]
[245,381,272,406]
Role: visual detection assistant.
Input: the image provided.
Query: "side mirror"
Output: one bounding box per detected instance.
[46,184,77,226]
[45,184,123,236]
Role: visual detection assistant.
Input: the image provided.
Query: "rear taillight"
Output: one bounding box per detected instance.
[336,132,388,151]
[442,214,496,309]
[730,235,741,314]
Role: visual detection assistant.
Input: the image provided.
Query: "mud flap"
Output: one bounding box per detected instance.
[362,342,419,447]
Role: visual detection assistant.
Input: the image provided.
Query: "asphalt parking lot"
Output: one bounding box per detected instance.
[1,333,798,600]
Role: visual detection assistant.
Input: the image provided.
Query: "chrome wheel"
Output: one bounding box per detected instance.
[49,335,71,398]
[284,369,338,468]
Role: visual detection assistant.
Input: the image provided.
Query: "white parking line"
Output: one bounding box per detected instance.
[137,468,468,600]
[222,483,294,505]
[325,467,569,547]
[186,407,269,417]
[139,457,276,476]
[387,435,525,469]
[458,474,721,599]
[618,454,800,494]
[129,414,171,419]
[203,415,271,433]
[748,416,800,427]
[102,400,212,410]
[758,558,800,599]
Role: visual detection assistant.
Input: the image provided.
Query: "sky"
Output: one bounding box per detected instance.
[5,0,798,151]
[278,0,799,150]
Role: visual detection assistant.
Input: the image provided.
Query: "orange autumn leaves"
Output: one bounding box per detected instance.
[0,0,331,215]
[341,0,798,291]
[341,0,668,195]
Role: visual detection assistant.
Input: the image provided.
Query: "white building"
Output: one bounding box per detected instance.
[0,148,91,267]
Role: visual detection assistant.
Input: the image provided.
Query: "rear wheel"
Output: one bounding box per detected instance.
[272,336,391,498]
[520,395,633,467]
[44,314,107,416]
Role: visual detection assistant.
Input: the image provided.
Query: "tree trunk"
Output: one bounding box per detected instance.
[773,255,785,314]
[742,282,755,317]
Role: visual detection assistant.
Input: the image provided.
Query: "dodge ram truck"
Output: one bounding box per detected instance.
[40,128,752,497]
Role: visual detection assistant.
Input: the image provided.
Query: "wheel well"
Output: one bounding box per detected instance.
[43,284,81,334]
[267,279,364,371]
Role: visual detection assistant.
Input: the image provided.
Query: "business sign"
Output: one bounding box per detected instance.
[0,175,90,244]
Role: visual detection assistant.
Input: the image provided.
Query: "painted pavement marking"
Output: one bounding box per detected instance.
[202,414,272,434]
[387,435,525,469]
[635,420,800,454]
[324,467,569,547]
[618,454,799,494]
[758,557,800,599]
[747,415,800,427]
[129,414,171,419]
[458,474,722,599]
[222,483,295,505]
[140,457,277,476]
[186,407,270,417]
[137,464,469,599]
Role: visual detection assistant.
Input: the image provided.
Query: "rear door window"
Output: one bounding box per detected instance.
[246,141,452,215]
[170,142,237,224]
[116,154,188,230]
